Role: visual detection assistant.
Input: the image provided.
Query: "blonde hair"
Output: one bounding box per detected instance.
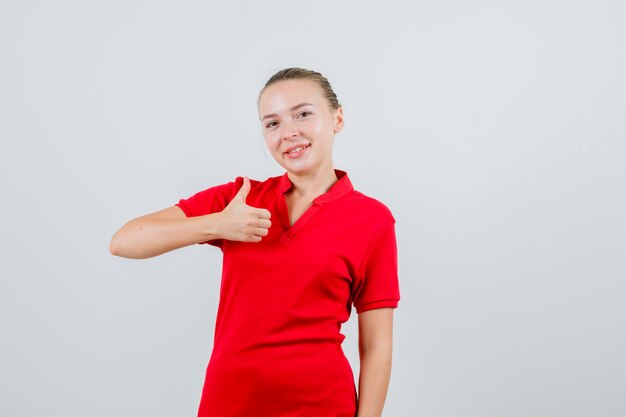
[257,67,342,112]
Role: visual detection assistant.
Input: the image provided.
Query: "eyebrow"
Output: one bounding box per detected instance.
[261,102,314,121]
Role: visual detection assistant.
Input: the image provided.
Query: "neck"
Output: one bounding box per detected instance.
[286,165,339,198]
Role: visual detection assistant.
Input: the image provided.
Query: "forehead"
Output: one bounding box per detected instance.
[259,79,325,114]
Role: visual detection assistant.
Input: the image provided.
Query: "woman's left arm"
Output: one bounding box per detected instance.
[356,307,394,417]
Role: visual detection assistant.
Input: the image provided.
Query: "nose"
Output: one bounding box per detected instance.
[280,121,299,141]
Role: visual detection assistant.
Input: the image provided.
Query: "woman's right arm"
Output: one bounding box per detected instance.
[109,206,223,259]
[109,177,271,259]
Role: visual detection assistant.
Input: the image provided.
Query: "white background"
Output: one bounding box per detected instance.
[1,1,624,416]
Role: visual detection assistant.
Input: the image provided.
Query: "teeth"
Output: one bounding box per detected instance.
[289,145,307,154]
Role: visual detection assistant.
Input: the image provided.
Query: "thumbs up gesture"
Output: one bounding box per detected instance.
[216,176,272,242]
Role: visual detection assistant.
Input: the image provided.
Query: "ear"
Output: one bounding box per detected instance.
[333,106,344,133]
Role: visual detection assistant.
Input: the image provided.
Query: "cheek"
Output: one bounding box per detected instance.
[311,119,331,135]
[263,134,280,151]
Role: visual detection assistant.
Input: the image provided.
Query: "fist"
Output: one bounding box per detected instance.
[217,176,272,242]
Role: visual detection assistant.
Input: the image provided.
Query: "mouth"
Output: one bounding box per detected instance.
[284,143,311,158]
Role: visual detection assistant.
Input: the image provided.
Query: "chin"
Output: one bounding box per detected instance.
[276,159,306,172]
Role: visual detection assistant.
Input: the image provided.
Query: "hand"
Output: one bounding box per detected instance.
[216,176,272,242]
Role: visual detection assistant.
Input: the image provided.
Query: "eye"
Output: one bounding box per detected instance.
[299,111,311,118]
[265,121,277,128]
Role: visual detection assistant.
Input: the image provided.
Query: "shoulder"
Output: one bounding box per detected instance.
[346,189,396,223]
[231,173,282,191]
[334,189,396,239]
[224,173,285,202]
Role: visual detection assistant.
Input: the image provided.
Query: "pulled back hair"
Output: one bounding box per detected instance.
[257,67,342,113]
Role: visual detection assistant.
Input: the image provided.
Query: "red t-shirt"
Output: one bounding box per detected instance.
[175,168,400,417]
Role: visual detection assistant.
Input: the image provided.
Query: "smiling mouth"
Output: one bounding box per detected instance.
[284,144,311,155]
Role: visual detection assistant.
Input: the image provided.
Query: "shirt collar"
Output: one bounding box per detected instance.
[278,168,354,205]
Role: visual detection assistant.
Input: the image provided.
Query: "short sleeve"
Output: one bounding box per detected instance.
[174,176,243,248]
[352,220,401,314]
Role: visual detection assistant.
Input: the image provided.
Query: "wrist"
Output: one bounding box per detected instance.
[202,212,223,241]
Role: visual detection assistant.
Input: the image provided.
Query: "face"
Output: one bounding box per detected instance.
[258,79,343,177]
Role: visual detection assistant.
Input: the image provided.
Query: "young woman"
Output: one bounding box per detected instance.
[110,67,401,417]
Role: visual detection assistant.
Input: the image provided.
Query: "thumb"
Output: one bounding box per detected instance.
[233,176,251,203]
